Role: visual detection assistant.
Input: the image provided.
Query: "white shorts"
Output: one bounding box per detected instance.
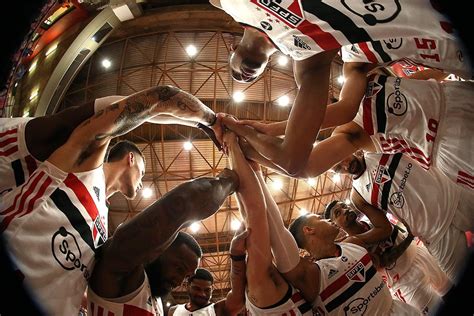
[435,80,474,191]
[389,299,419,316]
[390,245,452,314]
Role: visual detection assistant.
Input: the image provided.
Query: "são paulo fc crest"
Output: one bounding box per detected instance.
[346,262,366,282]
[373,165,391,185]
[365,81,383,98]
[251,0,304,27]
[340,0,402,26]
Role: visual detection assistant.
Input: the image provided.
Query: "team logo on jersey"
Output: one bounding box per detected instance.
[343,281,385,315]
[365,183,371,192]
[346,262,366,282]
[387,78,407,116]
[260,20,273,31]
[293,35,311,50]
[365,81,383,98]
[328,268,339,279]
[340,0,402,26]
[341,255,348,262]
[389,191,405,208]
[52,226,90,279]
[373,165,391,185]
[251,0,303,27]
[382,38,403,50]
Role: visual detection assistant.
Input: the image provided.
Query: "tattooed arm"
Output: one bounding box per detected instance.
[48,85,216,172]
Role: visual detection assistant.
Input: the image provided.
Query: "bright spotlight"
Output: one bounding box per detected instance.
[277,95,290,107]
[307,178,316,186]
[299,208,309,215]
[142,187,153,198]
[190,222,200,233]
[183,141,193,151]
[186,45,198,57]
[277,55,288,66]
[233,91,245,103]
[337,76,345,84]
[102,59,112,69]
[272,179,283,190]
[332,173,341,183]
[231,219,242,231]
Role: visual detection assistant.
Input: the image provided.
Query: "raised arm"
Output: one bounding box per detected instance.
[223,50,338,176]
[48,86,217,172]
[89,168,238,298]
[377,225,414,268]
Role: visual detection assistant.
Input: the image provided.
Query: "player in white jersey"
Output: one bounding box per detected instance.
[87,169,240,316]
[1,85,224,315]
[330,152,474,282]
[325,200,452,314]
[168,267,244,316]
[210,0,469,177]
[224,132,415,315]
[230,74,474,191]
[225,132,313,316]
[0,94,223,198]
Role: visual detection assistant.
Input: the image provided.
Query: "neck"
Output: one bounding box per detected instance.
[103,162,121,198]
[344,222,367,236]
[308,240,340,260]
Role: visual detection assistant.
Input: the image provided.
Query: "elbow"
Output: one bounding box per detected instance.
[281,159,306,177]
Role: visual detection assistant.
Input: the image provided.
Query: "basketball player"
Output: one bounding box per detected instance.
[0,92,222,198]
[209,0,469,176]
[226,73,474,191]
[331,152,474,282]
[325,200,453,314]
[168,247,246,315]
[225,131,416,315]
[0,85,221,315]
[87,168,239,315]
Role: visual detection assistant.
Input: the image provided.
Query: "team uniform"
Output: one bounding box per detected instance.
[88,273,164,316]
[245,284,313,315]
[362,222,451,314]
[173,303,216,316]
[353,74,474,190]
[1,160,108,315]
[313,242,417,315]
[341,36,472,79]
[0,118,38,198]
[352,152,474,280]
[218,0,457,61]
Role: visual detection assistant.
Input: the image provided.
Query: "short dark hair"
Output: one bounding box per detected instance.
[106,140,144,163]
[172,231,203,258]
[189,268,213,284]
[324,200,340,220]
[288,214,310,248]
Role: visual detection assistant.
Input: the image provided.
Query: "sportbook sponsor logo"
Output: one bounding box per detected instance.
[387,77,407,116]
[52,227,90,279]
[341,0,401,26]
[383,38,403,50]
[343,281,386,315]
[390,162,412,208]
[252,0,304,27]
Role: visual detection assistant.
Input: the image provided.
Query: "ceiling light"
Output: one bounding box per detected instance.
[271,179,283,190]
[183,141,193,151]
[299,208,309,215]
[337,75,345,84]
[345,198,351,205]
[186,45,198,57]
[142,187,152,198]
[232,91,245,103]
[332,173,341,183]
[45,43,58,57]
[29,89,39,101]
[276,95,290,107]
[277,55,288,66]
[307,178,316,186]
[102,58,111,69]
[29,61,37,73]
[166,302,171,307]
[190,222,200,233]
[231,219,242,231]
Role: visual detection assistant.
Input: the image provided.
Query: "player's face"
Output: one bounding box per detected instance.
[330,202,358,229]
[188,279,213,307]
[124,154,145,199]
[333,155,365,176]
[307,214,341,241]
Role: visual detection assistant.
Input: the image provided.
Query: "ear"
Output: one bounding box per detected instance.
[302,225,314,235]
[128,152,135,166]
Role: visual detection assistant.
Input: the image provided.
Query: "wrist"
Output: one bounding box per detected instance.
[208,113,217,126]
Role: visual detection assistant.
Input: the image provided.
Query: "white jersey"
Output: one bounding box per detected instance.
[341,36,471,79]
[352,153,459,245]
[0,118,38,198]
[1,160,108,315]
[173,303,216,316]
[88,273,164,316]
[245,284,313,315]
[218,0,456,60]
[353,74,443,170]
[313,243,392,316]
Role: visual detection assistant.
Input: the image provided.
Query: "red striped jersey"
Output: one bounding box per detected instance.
[173,303,216,316]
[313,242,392,315]
[352,153,459,246]
[1,160,108,315]
[87,274,164,316]
[0,118,38,198]
[341,36,471,79]
[218,0,456,60]
[245,284,313,315]
[353,74,443,170]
